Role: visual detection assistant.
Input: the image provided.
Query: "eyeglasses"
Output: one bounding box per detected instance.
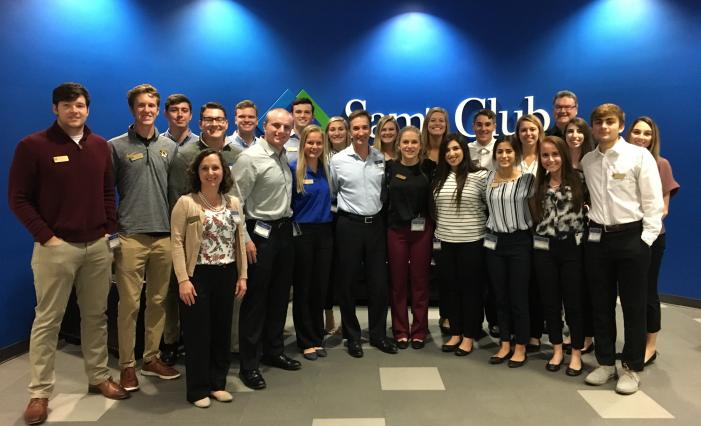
[202,117,227,124]
[555,105,577,111]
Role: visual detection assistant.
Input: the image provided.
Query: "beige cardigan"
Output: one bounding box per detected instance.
[171,193,248,283]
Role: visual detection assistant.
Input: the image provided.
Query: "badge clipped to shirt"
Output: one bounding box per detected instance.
[395,173,407,181]
[483,234,498,250]
[127,152,144,162]
[432,237,441,251]
[588,227,602,243]
[533,235,550,251]
[374,160,384,168]
[612,172,626,180]
[575,232,583,246]
[303,178,314,185]
[229,210,241,224]
[253,220,272,239]
[108,233,120,249]
[411,217,426,232]
[287,146,298,152]
[53,155,69,163]
[330,204,338,214]
[292,222,302,237]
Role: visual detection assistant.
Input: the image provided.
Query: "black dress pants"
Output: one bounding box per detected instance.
[239,219,294,371]
[647,233,665,333]
[335,214,389,342]
[586,223,650,371]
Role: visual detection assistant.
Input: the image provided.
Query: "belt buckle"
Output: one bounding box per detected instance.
[364,216,373,224]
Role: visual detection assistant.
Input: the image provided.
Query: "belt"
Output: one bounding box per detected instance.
[246,217,291,229]
[590,220,642,233]
[337,210,381,224]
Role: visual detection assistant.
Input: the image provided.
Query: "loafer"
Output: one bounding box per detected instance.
[545,361,563,372]
[315,348,328,358]
[411,340,425,350]
[615,367,640,395]
[370,337,398,354]
[585,365,617,386]
[566,366,583,376]
[396,340,409,350]
[262,354,302,371]
[239,369,266,390]
[88,377,130,400]
[303,351,318,361]
[508,356,527,368]
[347,340,364,358]
[644,351,657,366]
[210,390,233,402]
[23,398,48,425]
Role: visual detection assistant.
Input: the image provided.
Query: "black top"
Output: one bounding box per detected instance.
[545,126,564,138]
[385,159,435,229]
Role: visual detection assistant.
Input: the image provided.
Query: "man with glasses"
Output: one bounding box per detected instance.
[546,90,579,138]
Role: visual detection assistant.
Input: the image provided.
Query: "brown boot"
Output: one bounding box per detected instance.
[23,398,48,425]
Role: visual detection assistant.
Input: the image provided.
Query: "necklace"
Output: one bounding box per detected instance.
[198,192,225,212]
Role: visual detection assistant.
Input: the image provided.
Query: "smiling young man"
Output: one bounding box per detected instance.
[546,90,579,138]
[10,82,129,425]
[284,97,314,164]
[581,103,663,395]
[226,99,262,150]
[330,109,398,358]
[468,109,497,170]
[161,94,198,146]
[109,84,180,393]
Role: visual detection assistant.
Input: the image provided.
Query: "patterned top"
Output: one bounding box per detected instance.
[485,171,535,233]
[434,170,488,243]
[534,185,585,239]
[197,208,238,265]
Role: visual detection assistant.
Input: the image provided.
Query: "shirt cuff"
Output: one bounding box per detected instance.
[641,231,657,247]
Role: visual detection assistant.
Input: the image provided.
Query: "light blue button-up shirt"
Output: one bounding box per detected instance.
[330,144,385,216]
[225,130,261,150]
[284,133,300,165]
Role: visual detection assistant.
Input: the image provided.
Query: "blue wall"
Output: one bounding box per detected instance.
[1,0,699,349]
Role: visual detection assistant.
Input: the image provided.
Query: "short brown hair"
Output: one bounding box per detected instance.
[127,84,160,109]
[473,108,496,123]
[188,149,234,194]
[165,93,191,110]
[348,109,371,125]
[590,103,625,126]
[235,99,257,114]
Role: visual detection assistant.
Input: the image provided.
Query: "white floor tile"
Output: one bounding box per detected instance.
[694,318,701,324]
[578,390,674,419]
[47,393,118,422]
[379,367,445,391]
[427,308,441,320]
[313,418,385,426]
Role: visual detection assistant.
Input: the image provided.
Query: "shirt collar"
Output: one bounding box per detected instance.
[260,138,285,157]
[128,124,159,144]
[49,121,91,144]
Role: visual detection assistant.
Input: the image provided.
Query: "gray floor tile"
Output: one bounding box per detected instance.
[379,367,444,390]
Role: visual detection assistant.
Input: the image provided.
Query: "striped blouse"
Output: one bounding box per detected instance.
[433,170,488,243]
[485,171,535,233]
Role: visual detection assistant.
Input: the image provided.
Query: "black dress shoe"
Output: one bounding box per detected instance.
[441,340,461,353]
[489,353,511,365]
[348,341,364,358]
[508,356,527,368]
[239,369,266,390]
[261,354,302,371]
[644,351,657,366]
[546,361,563,372]
[370,338,398,354]
[488,325,500,338]
[411,340,425,350]
[396,340,409,350]
[455,347,472,356]
[315,348,328,358]
[566,366,583,376]
[302,351,318,361]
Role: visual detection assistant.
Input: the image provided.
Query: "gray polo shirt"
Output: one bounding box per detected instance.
[330,144,385,216]
[110,126,177,234]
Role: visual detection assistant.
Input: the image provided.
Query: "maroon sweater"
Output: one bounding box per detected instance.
[8,121,117,244]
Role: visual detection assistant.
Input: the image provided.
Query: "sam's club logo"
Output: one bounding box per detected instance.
[259,88,331,132]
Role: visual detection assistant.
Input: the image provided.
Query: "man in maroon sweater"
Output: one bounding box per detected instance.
[8,83,129,426]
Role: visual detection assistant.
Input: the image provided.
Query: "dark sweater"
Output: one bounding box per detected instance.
[8,121,117,244]
[385,159,434,229]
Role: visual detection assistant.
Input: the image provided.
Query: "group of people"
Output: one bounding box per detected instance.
[9,83,678,424]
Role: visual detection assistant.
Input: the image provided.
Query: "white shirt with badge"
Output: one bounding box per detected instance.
[467,139,495,170]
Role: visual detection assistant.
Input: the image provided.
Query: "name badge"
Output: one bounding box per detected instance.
[432,237,441,251]
[128,152,144,162]
[612,172,626,180]
[303,179,314,185]
[490,181,502,188]
[588,227,602,243]
[533,235,550,251]
[53,155,69,163]
[411,217,426,232]
[186,215,199,224]
[575,232,583,246]
[483,234,498,250]
[395,174,407,181]
[374,160,383,165]
[330,204,338,213]
[253,220,272,239]
[287,146,298,152]
[108,233,120,249]
[292,222,302,237]
[230,210,241,224]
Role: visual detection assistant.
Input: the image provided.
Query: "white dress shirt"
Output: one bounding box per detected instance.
[581,137,663,246]
[468,139,495,170]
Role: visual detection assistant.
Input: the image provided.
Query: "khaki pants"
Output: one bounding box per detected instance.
[115,234,171,368]
[28,237,112,398]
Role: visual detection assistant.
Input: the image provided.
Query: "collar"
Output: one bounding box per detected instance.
[260,139,285,157]
[232,130,256,147]
[199,136,231,151]
[595,136,626,157]
[165,127,192,144]
[48,121,91,144]
[128,124,159,144]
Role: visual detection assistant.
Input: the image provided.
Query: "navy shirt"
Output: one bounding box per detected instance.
[290,161,333,224]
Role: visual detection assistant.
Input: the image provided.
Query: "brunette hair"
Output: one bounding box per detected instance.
[188,149,234,194]
[433,133,481,210]
[532,136,584,222]
[627,116,660,159]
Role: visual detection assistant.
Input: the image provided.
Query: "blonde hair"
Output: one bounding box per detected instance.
[324,116,350,160]
[295,125,330,194]
[396,126,424,161]
[375,115,399,159]
[421,107,450,152]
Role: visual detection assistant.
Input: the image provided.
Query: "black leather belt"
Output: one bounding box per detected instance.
[590,220,642,233]
[337,210,381,224]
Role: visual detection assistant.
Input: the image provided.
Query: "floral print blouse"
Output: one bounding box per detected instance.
[197,208,238,265]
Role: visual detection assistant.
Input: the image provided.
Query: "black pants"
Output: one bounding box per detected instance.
[324,213,339,310]
[180,263,236,402]
[335,215,388,342]
[529,266,544,340]
[586,223,650,371]
[647,233,665,333]
[533,235,584,349]
[485,230,531,345]
[239,220,294,371]
[438,241,485,338]
[293,223,333,349]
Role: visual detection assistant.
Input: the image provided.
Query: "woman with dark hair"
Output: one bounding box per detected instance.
[530,136,587,376]
[290,125,334,360]
[626,116,680,366]
[386,126,435,349]
[433,133,488,356]
[171,148,247,407]
[484,138,535,367]
[564,117,595,170]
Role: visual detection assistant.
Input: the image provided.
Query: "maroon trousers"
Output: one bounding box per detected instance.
[387,222,433,341]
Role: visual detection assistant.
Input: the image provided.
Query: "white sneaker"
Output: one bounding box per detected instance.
[585,365,617,385]
[193,397,211,408]
[615,367,640,395]
[210,390,233,402]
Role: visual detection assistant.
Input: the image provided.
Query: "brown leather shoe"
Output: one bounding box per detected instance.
[120,367,139,392]
[24,398,48,425]
[141,358,180,380]
[88,377,130,400]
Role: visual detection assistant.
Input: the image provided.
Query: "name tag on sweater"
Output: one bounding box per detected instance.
[128,152,144,162]
[53,155,69,163]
